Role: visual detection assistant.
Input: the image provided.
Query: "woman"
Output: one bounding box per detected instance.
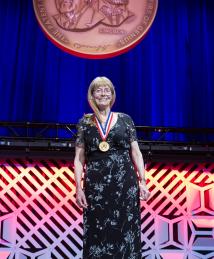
[74,76,150,259]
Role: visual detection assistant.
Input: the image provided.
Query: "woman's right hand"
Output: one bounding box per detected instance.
[76,188,88,208]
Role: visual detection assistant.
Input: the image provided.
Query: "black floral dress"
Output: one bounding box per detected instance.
[76,113,141,259]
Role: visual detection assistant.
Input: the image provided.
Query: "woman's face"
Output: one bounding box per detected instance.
[92,85,113,110]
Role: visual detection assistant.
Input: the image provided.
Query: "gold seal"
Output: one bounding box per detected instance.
[33,0,158,59]
[99,141,110,152]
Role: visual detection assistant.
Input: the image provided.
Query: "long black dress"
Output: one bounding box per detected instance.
[76,113,141,259]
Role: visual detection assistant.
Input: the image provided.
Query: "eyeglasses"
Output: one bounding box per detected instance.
[93,87,112,96]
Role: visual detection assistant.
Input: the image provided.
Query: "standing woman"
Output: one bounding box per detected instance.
[74,76,150,259]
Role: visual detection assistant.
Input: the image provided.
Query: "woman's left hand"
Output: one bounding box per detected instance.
[139,182,150,201]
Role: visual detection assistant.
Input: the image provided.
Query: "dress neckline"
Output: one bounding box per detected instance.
[109,112,120,132]
[93,112,120,134]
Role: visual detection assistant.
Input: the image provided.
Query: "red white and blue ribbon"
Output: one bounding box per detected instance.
[95,112,113,141]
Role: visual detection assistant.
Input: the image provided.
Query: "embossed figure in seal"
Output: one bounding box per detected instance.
[53,0,105,31]
[100,0,134,26]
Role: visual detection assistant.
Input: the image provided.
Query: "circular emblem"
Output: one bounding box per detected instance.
[99,141,110,152]
[33,0,158,59]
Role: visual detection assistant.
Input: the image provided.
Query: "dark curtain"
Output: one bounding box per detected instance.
[0,0,213,128]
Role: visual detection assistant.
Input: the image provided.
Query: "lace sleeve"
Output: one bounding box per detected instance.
[75,117,85,148]
[126,115,138,143]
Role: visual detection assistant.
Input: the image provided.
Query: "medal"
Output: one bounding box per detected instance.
[99,141,110,152]
[95,112,113,152]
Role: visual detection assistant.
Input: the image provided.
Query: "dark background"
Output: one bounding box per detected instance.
[0,0,213,128]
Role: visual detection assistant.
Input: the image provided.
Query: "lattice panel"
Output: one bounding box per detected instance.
[0,159,214,259]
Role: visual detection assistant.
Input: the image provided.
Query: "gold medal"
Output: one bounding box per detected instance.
[95,112,113,152]
[99,141,110,152]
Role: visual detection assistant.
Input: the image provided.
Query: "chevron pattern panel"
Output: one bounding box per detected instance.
[0,159,214,259]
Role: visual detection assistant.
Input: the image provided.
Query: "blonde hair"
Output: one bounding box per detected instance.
[87,76,116,122]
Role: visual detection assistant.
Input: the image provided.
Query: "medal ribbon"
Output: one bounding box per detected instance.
[95,112,113,141]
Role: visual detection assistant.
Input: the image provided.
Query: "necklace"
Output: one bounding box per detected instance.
[95,112,113,152]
